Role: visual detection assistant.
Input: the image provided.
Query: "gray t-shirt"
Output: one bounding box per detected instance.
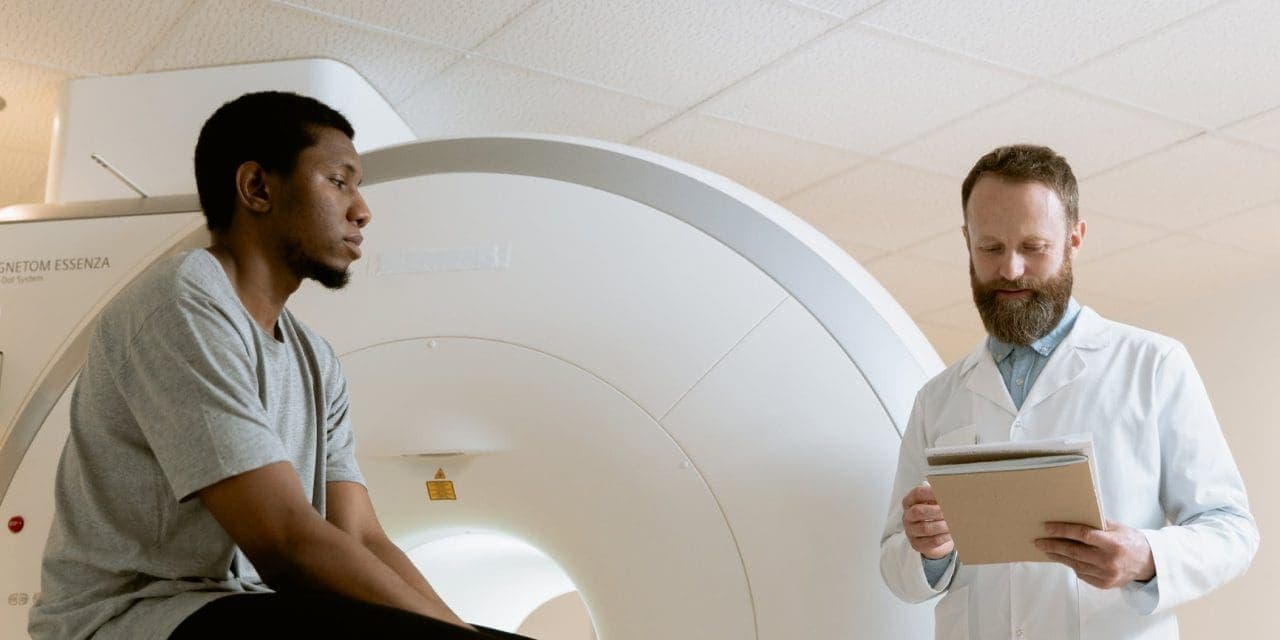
[29,249,365,640]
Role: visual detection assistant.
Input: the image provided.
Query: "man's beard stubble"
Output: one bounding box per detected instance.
[971,250,1073,347]
[284,241,351,290]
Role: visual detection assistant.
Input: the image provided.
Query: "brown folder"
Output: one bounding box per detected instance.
[925,442,1105,565]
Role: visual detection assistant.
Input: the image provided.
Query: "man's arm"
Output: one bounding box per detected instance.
[1039,345,1257,612]
[325,480,470,628]
[880,394,958,602]
[198,462,470,627]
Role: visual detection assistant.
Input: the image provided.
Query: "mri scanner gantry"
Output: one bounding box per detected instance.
[0,62,940,640]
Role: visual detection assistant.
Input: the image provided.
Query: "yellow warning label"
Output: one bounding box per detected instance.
[426,480,456,501]
[434,468,447,480]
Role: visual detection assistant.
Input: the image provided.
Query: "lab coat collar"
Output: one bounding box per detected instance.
[958,306,1111,415]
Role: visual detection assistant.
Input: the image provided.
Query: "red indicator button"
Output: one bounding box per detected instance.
[7,516,23,533]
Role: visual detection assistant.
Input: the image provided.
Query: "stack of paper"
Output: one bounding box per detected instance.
[924,434,1105,565]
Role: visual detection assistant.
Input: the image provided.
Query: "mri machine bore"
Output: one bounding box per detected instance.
[0,62,940,639]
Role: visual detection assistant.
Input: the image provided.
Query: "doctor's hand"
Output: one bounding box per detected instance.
[1036,520,1156,589]
[902,484,954,560]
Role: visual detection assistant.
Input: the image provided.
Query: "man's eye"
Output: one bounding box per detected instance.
[330,177,347,189]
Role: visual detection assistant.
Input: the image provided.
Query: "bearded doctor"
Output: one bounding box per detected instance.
[879,144,1258,640]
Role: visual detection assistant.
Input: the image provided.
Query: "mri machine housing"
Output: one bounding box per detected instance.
[0,61,940,638]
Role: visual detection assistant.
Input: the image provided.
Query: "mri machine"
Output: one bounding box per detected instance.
[0,60,941,638]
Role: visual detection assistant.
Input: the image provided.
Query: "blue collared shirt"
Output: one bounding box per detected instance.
[923,298,1082,586]
[988,298,1082,409]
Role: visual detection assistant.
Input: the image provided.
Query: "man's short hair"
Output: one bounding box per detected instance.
[194,91,355,233]
[960,144,1079,227]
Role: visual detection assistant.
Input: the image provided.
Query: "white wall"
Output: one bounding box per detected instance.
[1125,267,1279,639]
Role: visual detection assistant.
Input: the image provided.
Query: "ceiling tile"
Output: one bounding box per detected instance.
[888,85,1199,179]
[280,0,536,49]
[781,160,961,252]
[1221,107,1280,154]
[1082,135,1280,231]
[1077,211,1170,264]
[863,253,970,316]
[398,58,678,142]
[1060,0,1280,128]
[859,0,1215,76]
[0,59,73,154]
[702,25,1030,154]
[633,114,865,200]
[786,0,880,19]
[915,321,984,366]
[900,229,969,271]
[476,0,837,107]
[0,149,47,208]
[1191,201,1280,256]
[1074,234,1270,306]
[138,0,459,104]
[0,0,190,74]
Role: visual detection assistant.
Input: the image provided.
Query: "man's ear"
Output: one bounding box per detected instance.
[235,161,272,215]
[1068,219,1086,260]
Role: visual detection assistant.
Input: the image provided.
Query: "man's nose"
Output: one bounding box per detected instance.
[350,190,372,228]
[999,252,1025,281]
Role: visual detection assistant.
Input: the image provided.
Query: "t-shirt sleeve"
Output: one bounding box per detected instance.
[321,344,365,487]
[114,294,289,502]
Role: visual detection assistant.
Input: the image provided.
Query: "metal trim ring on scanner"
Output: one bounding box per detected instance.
[0,135,942,638]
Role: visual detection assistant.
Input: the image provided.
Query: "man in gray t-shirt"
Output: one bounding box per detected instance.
[31,92,531,640]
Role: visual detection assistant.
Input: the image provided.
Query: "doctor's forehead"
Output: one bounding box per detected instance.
[966,180,1066,226]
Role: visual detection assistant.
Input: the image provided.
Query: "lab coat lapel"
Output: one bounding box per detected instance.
[961,341,1017,416]
[1019,307,1110,413]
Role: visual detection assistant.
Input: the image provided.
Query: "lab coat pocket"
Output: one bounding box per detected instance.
[934,584,970,640]
[933,424,978,448]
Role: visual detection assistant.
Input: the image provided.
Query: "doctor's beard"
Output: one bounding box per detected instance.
[970,250,1073,347]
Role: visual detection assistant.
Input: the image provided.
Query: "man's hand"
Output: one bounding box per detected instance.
[902,484,954,559]
[1036,520,1156,589]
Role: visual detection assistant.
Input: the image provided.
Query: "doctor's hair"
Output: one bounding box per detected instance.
[194,91,355,233]
[960,144,1079,227]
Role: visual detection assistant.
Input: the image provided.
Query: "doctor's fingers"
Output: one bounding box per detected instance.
[902,484,938,508]
[1035,538,1108,568]
[904,503,946,524]
[911,533,953,555]
[906,518,950,539]
[1041,551,1121,588]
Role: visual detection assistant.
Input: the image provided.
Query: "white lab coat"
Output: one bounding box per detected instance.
[880,307,1258,640]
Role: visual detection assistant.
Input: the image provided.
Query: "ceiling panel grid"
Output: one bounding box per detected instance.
[632,113,867,200]
[701,24,1032,154]
[137,0,461,104]
[857,0,1220,77]
[396,58,679,142]
[0,0,192,75]
[475,0,839,108]
[1060,0,1280,128]
[276,0,539,50]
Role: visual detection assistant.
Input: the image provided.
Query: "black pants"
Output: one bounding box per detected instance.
[169,592,537,639]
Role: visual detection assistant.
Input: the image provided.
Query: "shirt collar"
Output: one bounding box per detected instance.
[988,298,1082,361]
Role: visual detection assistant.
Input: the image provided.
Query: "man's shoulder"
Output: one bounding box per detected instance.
[915,350,977,402]
[1082,308,1185,361]
[95,249,244,349]
[103,250,225,315]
